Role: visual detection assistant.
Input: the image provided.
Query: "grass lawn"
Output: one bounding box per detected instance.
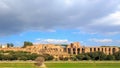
[0,61,120,68]
[46,63,120,68]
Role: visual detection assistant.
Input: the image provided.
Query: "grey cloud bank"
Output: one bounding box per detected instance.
[0,0,120,36]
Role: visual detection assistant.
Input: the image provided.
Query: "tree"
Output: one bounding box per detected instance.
[0,50,41,61]
[76,54,85,60]
[82,54,91,60]
[106,55,115,60]
[113,51,120,60]
[70,55,77,61]
[76,53,91,60]
[7,43,14,48]
[88,52,106,60]
[26,53,40,60]
[23,41,33,48]
[42,54,54,61]
[19,56,27,61]
[98,52,107,60]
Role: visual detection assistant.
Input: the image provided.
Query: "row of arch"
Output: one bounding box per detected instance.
[67,47,117,55]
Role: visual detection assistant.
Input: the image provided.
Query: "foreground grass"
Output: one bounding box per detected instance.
[0,61,120,68]
[46,63,120,68]
[0,63,36,68]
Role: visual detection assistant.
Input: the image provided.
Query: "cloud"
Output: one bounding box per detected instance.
[35,38,71,44]
[0,0,120,36]
[88,38,120,46]
[89,38,113,43]
[85,11,120,35]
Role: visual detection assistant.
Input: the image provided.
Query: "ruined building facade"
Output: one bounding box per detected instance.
[66,42,119,55]
[0,42,119,58]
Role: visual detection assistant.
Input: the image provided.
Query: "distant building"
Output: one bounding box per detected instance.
[0,42,119,59]
[66,42,119,55]
[0,44,8,48]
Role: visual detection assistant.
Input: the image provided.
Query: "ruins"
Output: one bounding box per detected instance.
[0,42,119,59]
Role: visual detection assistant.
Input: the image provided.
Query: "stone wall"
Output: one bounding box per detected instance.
[66,42,119,55]
[0,42,119,59]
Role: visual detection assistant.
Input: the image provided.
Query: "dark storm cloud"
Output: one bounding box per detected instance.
[0,0,120,36]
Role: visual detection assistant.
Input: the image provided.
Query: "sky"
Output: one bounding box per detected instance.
[0,0,120,46]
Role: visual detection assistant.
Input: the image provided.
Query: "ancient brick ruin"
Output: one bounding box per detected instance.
[0,42,119,59]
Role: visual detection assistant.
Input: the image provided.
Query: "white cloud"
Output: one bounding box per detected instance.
[64,0,73,7]
[92,11,120,26]
[83,8,120,35]
[35,38,71,44]
[0,1,9,9]
[89,38,113,43]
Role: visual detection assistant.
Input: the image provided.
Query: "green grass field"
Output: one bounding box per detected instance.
[0,61,120,68]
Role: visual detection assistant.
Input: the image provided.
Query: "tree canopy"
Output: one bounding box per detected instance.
[7,43,14,47]
[23,41,33,48]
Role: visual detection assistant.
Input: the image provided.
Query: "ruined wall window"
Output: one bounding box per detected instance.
[44,46,47,49]
[73,48,76,54]
[109,48,111,51]
[73,48,76,51]
[94,48,96,51]
[77,48,80,54]
[77,48,80,51]
[112,48,116,54]
[73,51,76,54]
[82,48,85,53]
[90,48,92,52]
[68,48,71,54]
[98,48,100,51]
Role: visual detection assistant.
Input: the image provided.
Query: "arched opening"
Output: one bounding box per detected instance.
[77,48,80,54]
[94,48,96,51]
[73,48,76,54]
[109,48,111,55]
[73,51,76,54]
[112,48,116,54]
[68,48,71,54]
[82,48,85,53]
[98,48,100,51]
[90,48,92,52]
[73,48,76,51]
